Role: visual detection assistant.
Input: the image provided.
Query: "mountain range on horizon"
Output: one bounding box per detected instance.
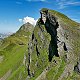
[0,8,80,80]
[0,32,13,40]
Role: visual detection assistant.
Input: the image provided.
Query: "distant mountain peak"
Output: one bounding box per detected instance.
[19,22,34,32]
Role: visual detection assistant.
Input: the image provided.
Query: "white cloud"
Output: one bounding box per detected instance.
[19,16,38,26]
[66,2,80,5]
[72,18,80,23]
[16,1,22,4]
[19,19,22,22]
[56,0,80,9]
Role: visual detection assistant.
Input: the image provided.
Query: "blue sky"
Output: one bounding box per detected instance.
[0,0,80,33]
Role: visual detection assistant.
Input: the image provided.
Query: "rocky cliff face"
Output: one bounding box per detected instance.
[26,8,80,80]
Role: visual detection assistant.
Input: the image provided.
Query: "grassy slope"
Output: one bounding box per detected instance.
[0,24,33,80]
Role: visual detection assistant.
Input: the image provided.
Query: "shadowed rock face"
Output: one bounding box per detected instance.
[74,60,80,73]
[40,10,59,61]
[27,9,68,77]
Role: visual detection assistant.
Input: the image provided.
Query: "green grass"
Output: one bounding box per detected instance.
[53,58,66,80]
[0,23,33,79]
[46,57,66,80]
[0,45,27,78]
[46,58,61,80]
[8,65,28,80]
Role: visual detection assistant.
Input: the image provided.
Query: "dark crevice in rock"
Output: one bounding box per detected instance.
[36,45,40,56]
[32,33,34,40]
[74,61,80,73]
[27,64,31,76]
[27,50,31,76]
[63,42,67,51]
[35,38,40,56]
[57,39,61,43]
[35,38,37,43]
[39,25,44,32]
[39,26,44,32]
[27,42,32,77]
[45,17,59,61]
[40,10,59,62]
[32,34,40,57]
[49,36,59,61]
[27,36,38,76]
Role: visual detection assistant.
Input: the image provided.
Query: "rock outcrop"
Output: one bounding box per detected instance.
[26,8,80,80]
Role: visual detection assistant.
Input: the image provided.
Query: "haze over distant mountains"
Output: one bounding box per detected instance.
[0,32,13,39]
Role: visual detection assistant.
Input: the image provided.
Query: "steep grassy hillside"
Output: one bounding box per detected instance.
[0,23,34,80]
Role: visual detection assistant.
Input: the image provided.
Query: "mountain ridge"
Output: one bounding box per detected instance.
[0,8,80,80]
[26,8,80,80]
[0,22,34,80]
